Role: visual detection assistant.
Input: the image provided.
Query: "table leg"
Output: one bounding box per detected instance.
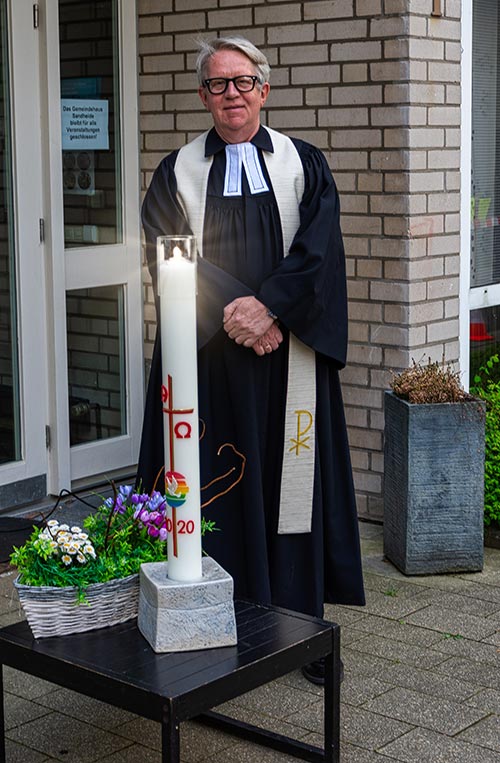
[0,665,5,763]
[324,629,341,763]
[161,702,180,763]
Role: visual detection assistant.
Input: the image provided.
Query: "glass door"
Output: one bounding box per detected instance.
[43,0,142,492]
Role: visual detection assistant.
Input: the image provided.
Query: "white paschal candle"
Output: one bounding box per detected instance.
[158,240,202,582]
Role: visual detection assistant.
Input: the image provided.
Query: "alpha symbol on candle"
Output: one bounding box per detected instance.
[161,375,195,470]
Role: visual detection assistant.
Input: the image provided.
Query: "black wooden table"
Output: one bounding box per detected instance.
[0,600,340,763]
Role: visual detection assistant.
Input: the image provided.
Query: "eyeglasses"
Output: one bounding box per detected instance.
[203,76,260,95]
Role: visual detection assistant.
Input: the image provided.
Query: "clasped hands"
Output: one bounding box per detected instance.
[223,296,283,357]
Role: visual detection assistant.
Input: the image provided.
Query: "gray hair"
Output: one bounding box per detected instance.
[196,36,271,87]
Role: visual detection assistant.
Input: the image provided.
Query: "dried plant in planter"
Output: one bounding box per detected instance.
[390,358,472,404]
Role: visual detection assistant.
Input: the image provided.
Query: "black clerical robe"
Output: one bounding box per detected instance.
[137,126,365,617]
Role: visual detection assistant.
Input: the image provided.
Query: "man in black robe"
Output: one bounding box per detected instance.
[137,37,365,663]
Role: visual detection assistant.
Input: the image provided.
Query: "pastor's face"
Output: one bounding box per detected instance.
[198,50,270,144]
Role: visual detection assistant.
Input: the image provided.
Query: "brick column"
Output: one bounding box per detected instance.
[137,0,462,521]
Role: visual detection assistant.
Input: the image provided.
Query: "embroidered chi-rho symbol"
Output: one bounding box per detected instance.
[289,409,313,455]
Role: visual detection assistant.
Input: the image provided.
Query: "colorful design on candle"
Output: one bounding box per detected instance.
[165,470,190,558]
[165,471,189,507]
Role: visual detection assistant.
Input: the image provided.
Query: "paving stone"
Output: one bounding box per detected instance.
[114,717,236,761]
[3,667,56,699]
[287,702,413,749]
[342,646,398,678]
[363,686,488,735]
[277,697,323,733]
[351,613,443,647]
[435,656,500,690]
[340,674,392,707]
[376,662,478,703]
[339,704,414,751]
[466,689,500,714]
[457,714,500,752]
[202,740,300,762]
[434,633,500,664]
[422,579,500,604]
[422,590,500,617]
[3,692,51,731]
[340,626,369,646]
[401,574,500,598]
[379,726,500,763]
[6,712,130,762]
[482,629,500,646]
[322,603,368,627]
[97,745,160,762]
[335,742,394,762]
[405,605,498,640]
[40,688,137,729]
[223,679,319,719]
[362,554,412,580]
[359,523,383,541]
[362,576,434,600]
[345,589,434,620]
[212,700,310,740]
[461,569,500,587]
[276,669,323,699]
[302,736,393,762]
[362,572,410,592]
[4,739,50,763]
[347,633,449,670]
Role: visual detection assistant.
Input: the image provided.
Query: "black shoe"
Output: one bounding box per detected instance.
[301,658,344,686]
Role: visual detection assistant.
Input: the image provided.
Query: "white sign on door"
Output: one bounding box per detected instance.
[61,99,109,151]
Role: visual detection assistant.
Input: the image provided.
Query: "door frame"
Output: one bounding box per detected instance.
[0,0,47,499]
[41,0,143,494]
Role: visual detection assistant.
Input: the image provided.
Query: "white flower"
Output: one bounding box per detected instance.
[76,533,88,540]
[71,526,82,534]
[76,553,86,564]
[58,524,70,531]
[61,555,72,566]
[47,520,59,527]
[84,544,96,558]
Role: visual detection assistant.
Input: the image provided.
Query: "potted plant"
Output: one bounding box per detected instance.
[383,359,486,574]
[470,353,500,548]
[9,484,171,638]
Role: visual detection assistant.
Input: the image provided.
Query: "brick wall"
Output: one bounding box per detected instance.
[137,0,462,521]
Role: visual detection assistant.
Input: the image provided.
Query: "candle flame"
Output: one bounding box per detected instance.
[172,245,183,260]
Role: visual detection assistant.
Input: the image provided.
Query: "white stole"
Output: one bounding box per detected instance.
[174,126,316,534]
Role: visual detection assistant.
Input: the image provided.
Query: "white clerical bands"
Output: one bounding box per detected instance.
[223,143,269,197]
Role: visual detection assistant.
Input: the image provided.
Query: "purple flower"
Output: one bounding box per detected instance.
[114,496,126,514]
[159,527,167,541]
[149,492,166,511]
[147,525,160,537]
[119,485,133,500]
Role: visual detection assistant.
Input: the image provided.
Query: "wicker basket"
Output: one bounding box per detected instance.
[14,573,139,639]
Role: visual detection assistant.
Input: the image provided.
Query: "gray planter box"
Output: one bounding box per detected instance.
[383,391,485,575]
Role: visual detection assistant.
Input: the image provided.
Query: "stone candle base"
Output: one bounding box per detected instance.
[138,557,237,653]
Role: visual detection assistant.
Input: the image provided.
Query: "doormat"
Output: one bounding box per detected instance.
[0,517,43,575]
